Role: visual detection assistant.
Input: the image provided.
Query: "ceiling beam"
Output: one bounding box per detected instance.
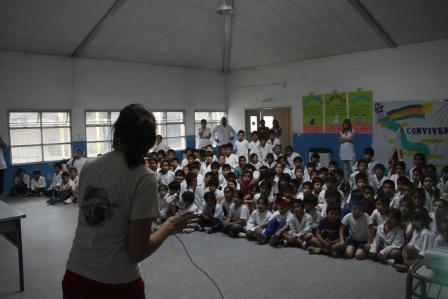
[71,0,126,57]
[347,0,396,48]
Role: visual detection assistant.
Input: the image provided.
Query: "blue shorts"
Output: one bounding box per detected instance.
[346,238,366,249]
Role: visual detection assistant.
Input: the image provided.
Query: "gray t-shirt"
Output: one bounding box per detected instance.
[66,151,160,284]
[341,212,369,242]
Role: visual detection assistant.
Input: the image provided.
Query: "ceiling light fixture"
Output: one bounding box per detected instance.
[216,0,234,15]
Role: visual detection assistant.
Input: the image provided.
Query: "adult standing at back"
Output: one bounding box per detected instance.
[62,104,194,299]
[197,119,212,149]
[257,119,270,141]
[212,117,236,153]
[339,118,356,182]
[0,136,7,195]
[67,149,88,175]
[271,119,282,139]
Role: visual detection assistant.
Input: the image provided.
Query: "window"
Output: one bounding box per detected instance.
[85,111,119,158]
[9,111,72,165]
[153,111,186,150]
[194,111,226,146]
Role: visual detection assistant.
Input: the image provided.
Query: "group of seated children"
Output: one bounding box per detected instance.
[13,162,80,205]
[151,133,448,271]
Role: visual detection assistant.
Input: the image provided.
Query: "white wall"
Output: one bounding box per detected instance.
[0,51,226,141]
[227,39,448,134]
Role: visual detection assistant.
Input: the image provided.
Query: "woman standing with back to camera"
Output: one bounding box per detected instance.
[62,104,194,299]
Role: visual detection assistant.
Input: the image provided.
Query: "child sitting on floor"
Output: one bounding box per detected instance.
[367,208,404,264]
[246,197,272,241]
[13,168,30,196]
[198,191,224,234]
[223,190,250,238]
[367,195,390,245]
[283,199,313,248]
[47,172,74,205]
[308,205,345,257]
[402,210,434,268]
[29,169,46,196]
[257,196,292,246]
[341,199,370,260]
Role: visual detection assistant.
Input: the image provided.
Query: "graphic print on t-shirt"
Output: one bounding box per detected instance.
[80,185,117,227]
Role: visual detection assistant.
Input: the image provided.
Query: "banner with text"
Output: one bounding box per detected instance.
[373,100,448,170]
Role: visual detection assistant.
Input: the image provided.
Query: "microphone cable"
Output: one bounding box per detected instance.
[174,234,225,299]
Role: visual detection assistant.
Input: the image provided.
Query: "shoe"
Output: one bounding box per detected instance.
[256,231,269,244]
[302,241,308,249]
[46,197,57,205]
[238,232,246,238]
[283,240,289,247]
[205,227,213,234]
[197,225,204,232]
[308,246,321,254]
[64,197,73,204]
[269,235,281,247]
[392,263,409,273]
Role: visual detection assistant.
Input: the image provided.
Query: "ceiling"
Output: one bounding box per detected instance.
[0,0,447,71]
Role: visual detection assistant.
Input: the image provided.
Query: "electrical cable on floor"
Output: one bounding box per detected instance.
[175,234,225,299]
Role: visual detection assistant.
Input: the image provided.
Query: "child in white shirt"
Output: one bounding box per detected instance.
[198,191,224,234]
[403,210,434,268]
[368,208,405,263]
[434,219,448,247]
[47,172,74,205]
[223,190,250,238]
[30,169,46,196]
[246,196,272,241]
[179,191,198,213]
[341,200,370,259]
[283,199,313,248]
[257,137,273,162]
[234,130,250,160]
[158,160,175,186]
[250,153,262,171]
[257,196,292,246]
[368,196,389,245]
[248,131,260,158]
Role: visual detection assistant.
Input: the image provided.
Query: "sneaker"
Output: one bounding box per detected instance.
[308,246,321,254]
[46,197,57,205]
[257,231,269,244]
[302,241,308,249]
[205,227,213,234]
[238,232,246,238]
[392,263,409,273]
[269,235,281,247]
[64,197,73,204]
[283,240,289,247]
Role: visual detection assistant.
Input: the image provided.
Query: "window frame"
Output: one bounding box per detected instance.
[8,109,73,166]
[153,110,186,150]
[84,110,119,158]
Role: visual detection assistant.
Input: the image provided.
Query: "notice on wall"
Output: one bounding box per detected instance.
[303,94,324,133]
[373,100,448,170]
[348,90,373,133]
[324,92,347,133]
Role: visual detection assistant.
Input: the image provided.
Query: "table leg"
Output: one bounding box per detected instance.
[17,219,24,292]
[406,271,412,299]
[420,280,427,299]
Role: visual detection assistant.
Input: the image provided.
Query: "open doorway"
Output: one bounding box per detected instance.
[245,107,291,146]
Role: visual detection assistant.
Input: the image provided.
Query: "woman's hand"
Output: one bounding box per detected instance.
[161,211,197,235]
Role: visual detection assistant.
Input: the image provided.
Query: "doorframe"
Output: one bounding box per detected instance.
[245,106,292,146]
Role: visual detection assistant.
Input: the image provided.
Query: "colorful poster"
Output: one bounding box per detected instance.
[373,100,448,170]
[303,94,324,133]
[324,92,347,133]
[348,90,373,133]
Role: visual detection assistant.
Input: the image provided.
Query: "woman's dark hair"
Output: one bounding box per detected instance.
[113,104,156,168]
[342,118,352,132]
